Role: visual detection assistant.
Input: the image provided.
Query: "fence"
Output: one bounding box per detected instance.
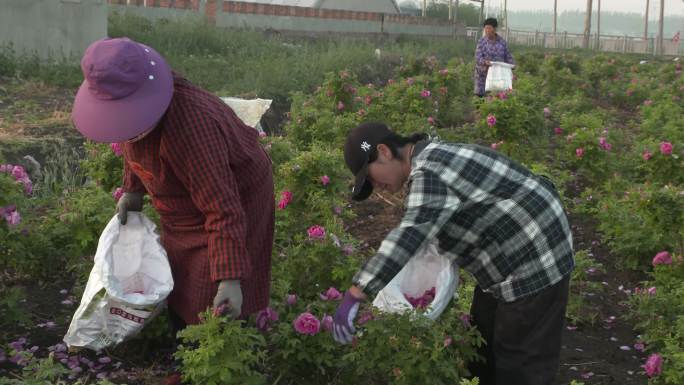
[466,27,683,56]
[108,0,466,39]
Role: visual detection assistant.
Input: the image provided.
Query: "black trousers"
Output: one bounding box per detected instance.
[468,275,570,385]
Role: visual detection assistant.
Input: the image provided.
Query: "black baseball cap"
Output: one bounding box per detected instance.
[343,122,393,201]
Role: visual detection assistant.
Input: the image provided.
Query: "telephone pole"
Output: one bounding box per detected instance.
[553,0,558,47]
[583,0,593,49]
[596,0,601,49]
[657,0,664,55]
[644,0,650,40]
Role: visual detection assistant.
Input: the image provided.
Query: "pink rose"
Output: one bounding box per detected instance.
[439,86,448,95]
[427,116,435,125]
[11,166,27,180]
[364,95,372,105]
[5,210,21,226]
[320,175,330,186]
[333,206,343,215]
[286,294,297,306]
[337,101,345,111]
[646,286,657,295]
[321,314,333,331]
[293,312,320,335]
[575,148,585,158]
[406,77,415,86]
[497,91,508,100]
[643,99,653,106]
[112,187,124,202]
[642,353,662,378]
[256,307,279,331]
[443,336,453,347]
[439,68,449,76]
[486,114,496,127]
[421,90,431,98]
[387,79,395,85]
[0,164,9,173]
[277,191,293,210]
[634,342,645,351]
[320,287,342,301]
[642,150,652,161]
[357,311,374,325]
[554,127,563,135]
[307,225,325,240]
[259,131,267,138]
[543,107,551,117]
[110,143,123,157]
[652,251,672,266]
[599,137,612,151]
[660,141,673,155]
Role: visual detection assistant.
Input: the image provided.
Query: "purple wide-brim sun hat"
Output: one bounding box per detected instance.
[72,37,173,143]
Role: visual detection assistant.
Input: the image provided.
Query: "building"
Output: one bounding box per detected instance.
[228,0,401,14]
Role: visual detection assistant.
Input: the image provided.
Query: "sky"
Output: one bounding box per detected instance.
[456,0,684,17]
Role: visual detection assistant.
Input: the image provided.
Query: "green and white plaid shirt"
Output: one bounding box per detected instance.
[354,141,574,302]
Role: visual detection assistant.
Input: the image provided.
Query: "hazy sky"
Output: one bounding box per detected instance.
[459,0,684,17]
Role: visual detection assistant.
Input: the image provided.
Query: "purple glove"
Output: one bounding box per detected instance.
[332,290,362,344]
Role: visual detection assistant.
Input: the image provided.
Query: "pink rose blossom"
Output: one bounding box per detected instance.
[427,116,435,125]
[277,191,293,210]
[543,107,551,117]
[554,127,563,135]
[421,90,431,98]
[258,131,267,138]
[643,353,662,378]
[321,314,334,331]
[652,251,672,266]
[406,77,415,86]
[364,95,372,105]
[286,294,297,306]
[496,91,508,100]
[387,79,395,85]
[320,175,330,186]
[307,225,326,240]
[647,286,657,295]
[660,141,673,155]
[626,89,634,96]
[439,68,449,76]
[642,150,652,161]
[320,287,342,301]
[256,307,279,331]
[333,206,343,215]
[357,311,374,325]
[4,209,21,226]
[337,101,345,111]
[11,166,27,180]
[486,114,496,127]
[634,342,645,351]
[112,187,124,202]
[293,312,320,335]
[575,148,585,158]
[643,99,653,106]
[357,109,367,117]
[110,143,123,156]
[599,137,612,151]
[439,86,448,95]
[443,336,453,347]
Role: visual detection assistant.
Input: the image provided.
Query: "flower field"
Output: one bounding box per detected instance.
[1,16,684,385]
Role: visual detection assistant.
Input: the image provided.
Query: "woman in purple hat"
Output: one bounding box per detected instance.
[72,37,274,353]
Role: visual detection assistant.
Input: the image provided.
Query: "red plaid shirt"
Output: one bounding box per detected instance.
[122,74,274,324]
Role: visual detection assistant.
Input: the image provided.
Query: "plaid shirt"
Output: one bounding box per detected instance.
[354,141,574,302]
[122,73,274,324]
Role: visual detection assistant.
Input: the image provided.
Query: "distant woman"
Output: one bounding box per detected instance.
[474,18,515,97]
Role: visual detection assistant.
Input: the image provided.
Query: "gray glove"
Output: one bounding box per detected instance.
[116,192,144,225]
[213,280,243,319]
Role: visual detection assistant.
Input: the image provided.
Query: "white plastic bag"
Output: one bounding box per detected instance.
[372,243,458,320]
[64,213,174,351]
[220,96,272,135]
[485,61,514,92]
